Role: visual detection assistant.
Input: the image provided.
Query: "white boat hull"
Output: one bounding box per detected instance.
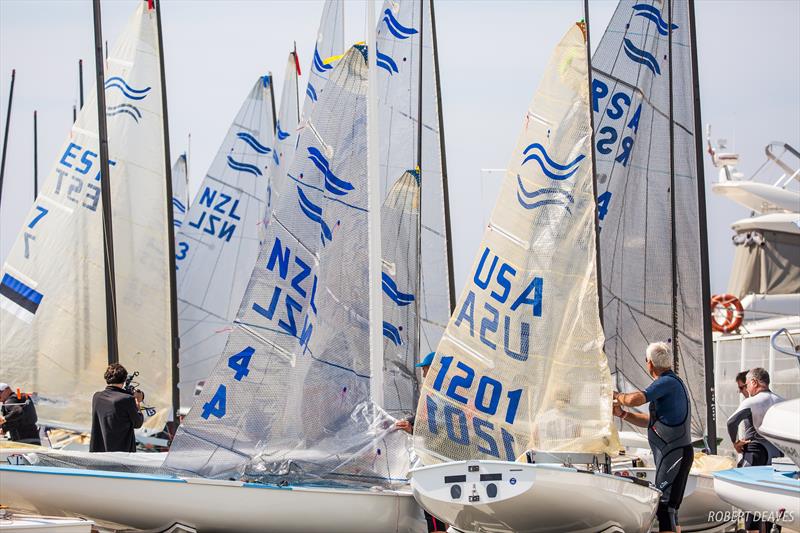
[0,514,93,533]
[0,465,424,532]
[760,398,800,467]
[612,467,732,532]
[713,466,800,528]
[410,460,659,533]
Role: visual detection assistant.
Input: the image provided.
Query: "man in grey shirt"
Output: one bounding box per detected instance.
[726,367,784,533]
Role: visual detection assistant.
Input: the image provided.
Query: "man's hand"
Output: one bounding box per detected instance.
[395,419,413,434]
[734,439,750,454]
[134,390,144,404]
[0,415,6,425]
[612,391,620,400]
[612,402,624,418]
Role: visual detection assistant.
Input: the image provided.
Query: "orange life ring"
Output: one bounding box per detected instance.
[710,294,744,333]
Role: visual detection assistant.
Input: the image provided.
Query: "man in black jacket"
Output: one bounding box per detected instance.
[90,363,144,452]
[0,383,41,445]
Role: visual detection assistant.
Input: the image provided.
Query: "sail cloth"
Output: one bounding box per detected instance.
[171,153,189,230]
[175,77,276,409]
[414,24,620,465]
[165,46,413,488]
[300,0,345,125]
[0,2,172,429]
[377,0,453,418]
[592,0,709,438]
[269,52,301,212]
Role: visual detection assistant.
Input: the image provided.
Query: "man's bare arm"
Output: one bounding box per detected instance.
[614,391,647,407]
[621,410,650,428]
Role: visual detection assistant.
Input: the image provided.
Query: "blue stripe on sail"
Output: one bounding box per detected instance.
[104,76,151,100]
[622,38,661,76]
[521,143,585,181]
[382,8,418,40]
[307,147,354,196]
[382,272,415,306]
[376,49,399,75]
[226,155,263,176]
[287,174,367,213]
[0,273,44,314]
[297,187,333,243]
[173,220,183,227]
[172,197,186,212]
[236,132,272,154]
[306,83,318,102]
[313,47,332,74]
[632,4,678,36]
[276,121,290,141]
[383,322,402,346]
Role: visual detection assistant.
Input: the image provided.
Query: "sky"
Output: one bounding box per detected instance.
[0,0,798,295]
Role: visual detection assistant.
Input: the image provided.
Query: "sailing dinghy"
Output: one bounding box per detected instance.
[409,21,659,533]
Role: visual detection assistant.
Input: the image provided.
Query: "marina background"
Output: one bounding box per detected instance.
[0,0,798,293]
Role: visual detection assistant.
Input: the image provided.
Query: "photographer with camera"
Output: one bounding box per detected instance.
[90,363,144,452]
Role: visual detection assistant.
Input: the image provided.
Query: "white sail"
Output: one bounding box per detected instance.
[165,46,412,488]
[414,23,620,464]
[376,0,453,418]
[0,2,172,429]
[299,0,345,125]
[175,77,276,409]
[270,52,300,209]
[171,153,189,230]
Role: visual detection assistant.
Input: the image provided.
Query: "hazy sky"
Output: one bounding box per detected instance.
[1,0,798,294]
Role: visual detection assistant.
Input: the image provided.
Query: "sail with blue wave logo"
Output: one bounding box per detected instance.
[376,0,454,419]
[174,77,276,409]
[414,23,620,465]
[171,153,189,230]
[0,2,173,430]
[299,0,345,125]
[164,45,413,488]
[591,0,712,442]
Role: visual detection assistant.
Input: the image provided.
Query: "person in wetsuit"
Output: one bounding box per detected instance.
[0,383,41,445]
[727,367,784,533]
[613,342,693,533]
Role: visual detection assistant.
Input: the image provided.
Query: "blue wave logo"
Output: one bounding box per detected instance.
[632,4,678,36]
[521,143,585,180]
[104,76,151,101]
[107,103,142,122]
[516,176,574,214]
[307,146,354,196]
[276,121,290,141]
[623,38,661,76]
[172,197,186,214]
[173,219,183,227]
[236,131,271,154]
[376,49,399,75]
[297,186,333,244]
[227,155,263,176]
[382,8,418,40]
[313,46,332,74]
[272,149,280,166]
[383,321,402,346]
[382,272,415,307]
[306,83,318,102]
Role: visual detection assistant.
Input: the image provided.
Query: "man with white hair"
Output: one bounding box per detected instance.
[612,342,693,533]
[726,367,784,533]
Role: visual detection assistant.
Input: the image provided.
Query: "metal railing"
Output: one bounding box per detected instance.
[770,328,800,364]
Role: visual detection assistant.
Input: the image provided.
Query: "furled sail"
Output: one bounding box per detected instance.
[171,153,189,230]
[592,0,710,439]
[269,52,301,210]
[175,77,276,409]
[165,46,412,488]
[0,2,172,429]
[299,0,345,124]
[414,23,620,464]
[377,0,453,418]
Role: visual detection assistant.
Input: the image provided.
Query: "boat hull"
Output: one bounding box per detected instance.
[713,466,800,528]
[0,465,423,533]
[760,398,800,467]
[410,460,660,533]
[612,467,732,532]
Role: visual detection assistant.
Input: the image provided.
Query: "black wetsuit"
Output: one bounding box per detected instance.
[1,394,41,445]
[645,370,693,532]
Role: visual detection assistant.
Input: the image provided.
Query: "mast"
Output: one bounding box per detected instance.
[366,0,384,407]
[414,0,424,361]
[267,73,277,132]
[0,69,15,210]
[667,0,679,368]
[73,105,77,123]
[79,59,84,110]
[33,111,38,200]
[154,0,180,419]
[92,0,120,365]
[688,0,717,453]
[429,0,456,312]
[582,1,604,328]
